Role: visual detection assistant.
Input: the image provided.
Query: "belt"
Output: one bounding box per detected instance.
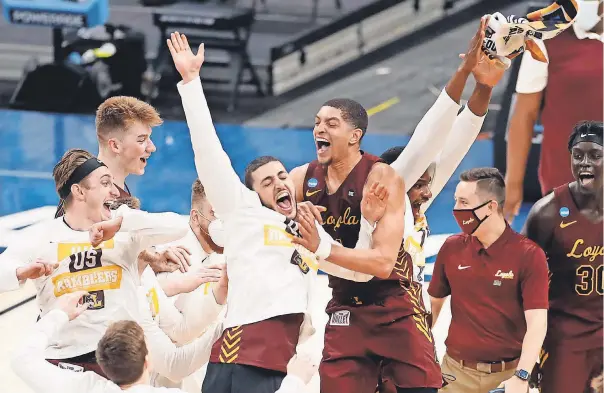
[448,353,520,374]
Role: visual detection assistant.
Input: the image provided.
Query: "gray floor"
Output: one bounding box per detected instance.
[244,1,528,134]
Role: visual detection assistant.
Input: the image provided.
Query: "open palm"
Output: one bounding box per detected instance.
[473,51,506,88]
[167,32,205,83]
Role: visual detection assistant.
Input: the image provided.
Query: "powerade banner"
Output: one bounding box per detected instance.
[9,9,87,27]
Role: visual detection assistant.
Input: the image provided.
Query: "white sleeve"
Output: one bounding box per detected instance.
[113,205,189,252]
[0,258,22,293]
[158,281,224,345]
[423,105,486,211]
[11,310,106,393]
[177,76,261,216]
[515,40,549,94]
[316,222,374,282]
[137,288,223,383]
[390,89,461,191]
[276,375,307,393]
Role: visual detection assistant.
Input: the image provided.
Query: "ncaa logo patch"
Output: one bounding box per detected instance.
[307,178,318,188]
[559,207,570,217]
[330,310,350,326]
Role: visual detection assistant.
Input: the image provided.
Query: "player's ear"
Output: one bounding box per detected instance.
[107,138,120,154]
[348,128,363,146]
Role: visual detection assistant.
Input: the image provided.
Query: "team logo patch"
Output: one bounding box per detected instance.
[495,269,515,280]
[330,310,350,326]
[290,250,310,274]
[559,207,570,217]
[307,178,318,188]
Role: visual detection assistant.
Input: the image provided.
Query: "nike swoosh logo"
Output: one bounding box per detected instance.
[458,265,471,270]
[306,189,322,197]
[560,220,577,229]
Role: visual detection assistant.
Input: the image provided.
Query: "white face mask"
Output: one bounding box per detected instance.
[208,219,225,247]
[576,1,603,33]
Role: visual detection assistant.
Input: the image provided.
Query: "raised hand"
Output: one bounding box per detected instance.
[297,201,326,225]
[361,182,389,225]
[291,208,321,253]
[166,32,205,83]
[89,216,123,247]
[471,50,507,88]
[16,259,59,281]
[459,16,489,73]
[146,246,192,274]
[54,291,91,321]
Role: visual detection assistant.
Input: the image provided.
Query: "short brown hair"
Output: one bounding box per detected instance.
[96,96,162,141]
[459,167,505,210]
[244,156,282,189]
[96,320,148,386]
[191,178,206,207]
[52,149,94,200]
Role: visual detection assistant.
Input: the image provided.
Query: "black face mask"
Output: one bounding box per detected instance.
[452,200,492,235]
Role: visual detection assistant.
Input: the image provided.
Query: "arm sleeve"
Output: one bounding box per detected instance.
[0,259,22,293]
[11,310,101,393]
[390,89,461,191]
[515,40,549,94]
[137,287,224,383]
[177,76,261,216]
[113,205,189,252]
[275,375,307,393]
[423,105,486,211]
[521,245,549,310]
[427,239,452,298]
[316,221,374,282]
[159,282,224,345]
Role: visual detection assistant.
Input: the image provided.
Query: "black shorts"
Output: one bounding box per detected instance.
[202,362,286,393]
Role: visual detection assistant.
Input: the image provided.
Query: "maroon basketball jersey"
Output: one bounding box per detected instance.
[303,152,402,300]
[547,184,603,349]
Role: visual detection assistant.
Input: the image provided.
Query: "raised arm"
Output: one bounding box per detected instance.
[325,164,405,278]
[391,18,491,189]
[169,33,260,216]
[137,286,224,382]
[11,294,104,393]
[423,81,496,210]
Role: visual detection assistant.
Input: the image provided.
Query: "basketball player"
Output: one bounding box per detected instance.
[53,96,191,275]
[289,17,499,393]
[1,148,193,375]
[522,120,603,393]
[168,32,391,393]
[12,291,317,393]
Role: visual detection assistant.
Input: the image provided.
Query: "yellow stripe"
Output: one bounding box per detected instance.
[367,97,400,117]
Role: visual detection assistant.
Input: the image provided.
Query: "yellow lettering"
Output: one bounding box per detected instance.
[567,239,604,262]
[324,207,359,230]
[52,266,122,296]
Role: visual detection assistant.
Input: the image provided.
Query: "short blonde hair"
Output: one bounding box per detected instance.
[52,149,95,200]
[96,96,162,142]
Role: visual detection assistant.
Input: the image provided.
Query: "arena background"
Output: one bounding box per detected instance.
[0,0,544,391]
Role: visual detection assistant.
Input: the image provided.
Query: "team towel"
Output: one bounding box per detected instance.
[483,0,580,68]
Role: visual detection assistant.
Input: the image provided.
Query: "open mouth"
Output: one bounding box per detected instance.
[579,172,595,186]
[315,137,331,154]
[140,157,148,165]
[275,190,293,213]
[103,200,115,214]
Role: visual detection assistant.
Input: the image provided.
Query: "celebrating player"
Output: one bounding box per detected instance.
[522,120,603,393]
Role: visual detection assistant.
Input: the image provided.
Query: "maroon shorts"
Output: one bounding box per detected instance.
[320,293,442,393]
[47,351,107,378]
[540,344,603,393]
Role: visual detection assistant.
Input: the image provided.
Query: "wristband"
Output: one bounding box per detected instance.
[315,238,332,260]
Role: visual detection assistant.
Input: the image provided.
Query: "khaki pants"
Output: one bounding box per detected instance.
[440,353,520,393]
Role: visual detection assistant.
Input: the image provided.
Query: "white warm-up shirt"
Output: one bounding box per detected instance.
[10,309,309,393]
[0,206,187,359]
[178,77,372,332]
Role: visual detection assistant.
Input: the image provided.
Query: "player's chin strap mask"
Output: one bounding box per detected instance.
[483,0,579,69]
[568,130,604,150]
[452,200,492,235]
[58,158,107,199]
